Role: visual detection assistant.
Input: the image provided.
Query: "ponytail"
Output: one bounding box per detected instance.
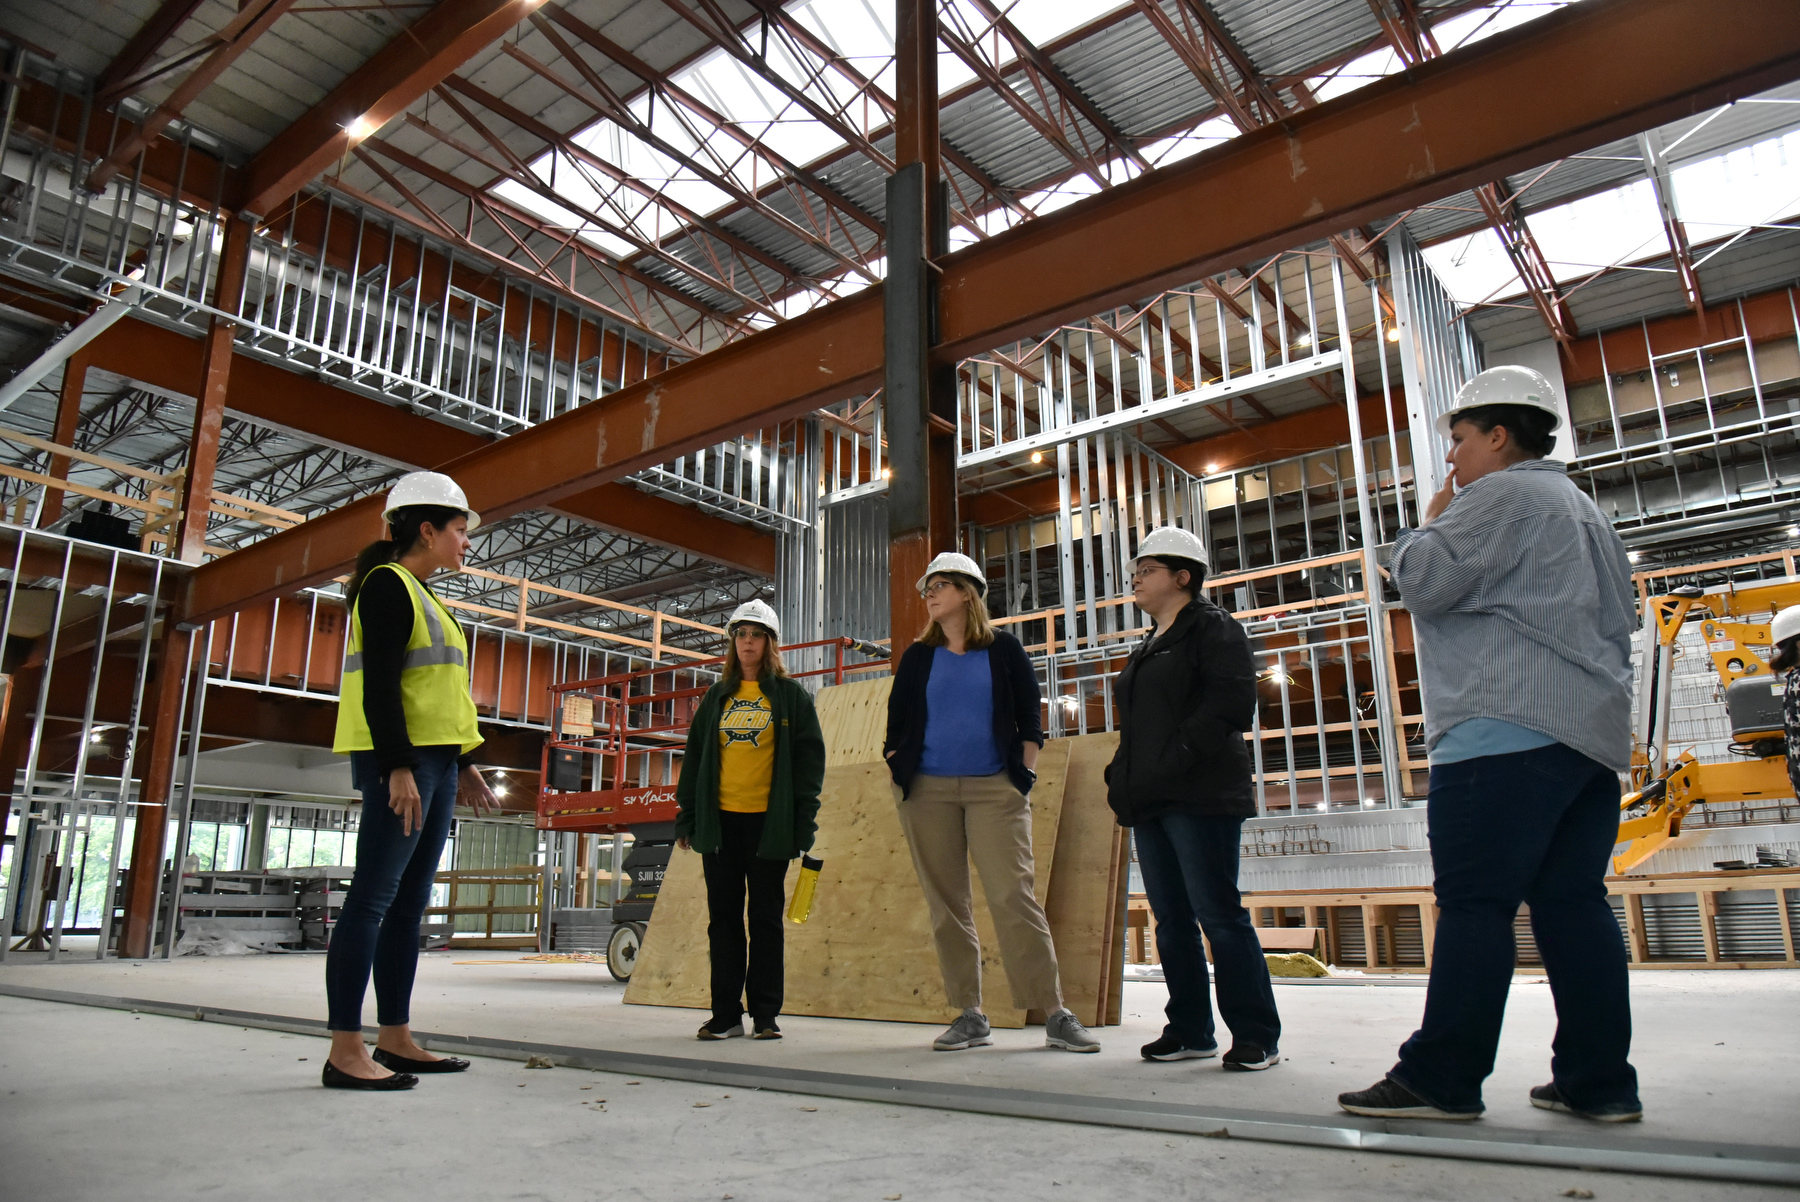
[345,503,464,611]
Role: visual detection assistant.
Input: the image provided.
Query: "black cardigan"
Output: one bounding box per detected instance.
[884,630,1043,797]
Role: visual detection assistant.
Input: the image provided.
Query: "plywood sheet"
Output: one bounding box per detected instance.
[627,742,1074,1028]
[813,676,893,766]
[1042,731,1123,1028]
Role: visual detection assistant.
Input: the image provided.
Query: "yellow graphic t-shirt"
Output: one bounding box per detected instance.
[717,681,775,813]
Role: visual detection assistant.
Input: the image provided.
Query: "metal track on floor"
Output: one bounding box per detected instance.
[1,980,1793,1187]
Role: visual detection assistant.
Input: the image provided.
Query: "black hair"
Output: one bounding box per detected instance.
[346,504,465,610]
[1773,636,1800,674]
[1448,403,1558,458]
[1144,555,1206,599]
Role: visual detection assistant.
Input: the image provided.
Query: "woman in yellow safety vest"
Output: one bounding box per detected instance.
[322,471,498,1091]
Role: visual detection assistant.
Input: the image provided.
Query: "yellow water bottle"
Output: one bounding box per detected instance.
[786,855,823,924]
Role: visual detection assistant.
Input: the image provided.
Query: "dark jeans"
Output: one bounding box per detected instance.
[1135,811,1281,1052]
[1391,742,1639,1114]
[324,746,460,1031]
[701,810,788,1025]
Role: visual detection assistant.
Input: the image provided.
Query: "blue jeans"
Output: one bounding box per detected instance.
[324,746,460,1031]
[1391,742,1639,1114]
[1135,812,1281,1052]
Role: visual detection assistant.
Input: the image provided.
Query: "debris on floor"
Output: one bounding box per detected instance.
[524,1055,556,1069]
[1264,952,1330,978]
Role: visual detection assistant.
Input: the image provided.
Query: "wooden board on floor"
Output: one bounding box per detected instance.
[1041,731,1124,1028]
[814,677,893,766]
[626,744,1073,1027]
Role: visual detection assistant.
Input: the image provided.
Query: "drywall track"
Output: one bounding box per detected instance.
[3,981,1794,1187]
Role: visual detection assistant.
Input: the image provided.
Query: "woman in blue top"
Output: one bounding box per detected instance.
[884,552,1098,1054]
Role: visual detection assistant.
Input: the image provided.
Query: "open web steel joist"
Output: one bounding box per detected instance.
[178,0,1800,624]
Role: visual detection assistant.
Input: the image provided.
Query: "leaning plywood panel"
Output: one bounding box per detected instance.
[627,749,1071,1027]
[620,835,724,1012]
[814,676,893,766]
[1042,731,1123,1028]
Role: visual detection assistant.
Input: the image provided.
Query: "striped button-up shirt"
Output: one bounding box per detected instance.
[1392,458,1638,772]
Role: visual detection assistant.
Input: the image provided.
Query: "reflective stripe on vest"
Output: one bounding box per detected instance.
[342,571,467,673]
[332,562,482,756]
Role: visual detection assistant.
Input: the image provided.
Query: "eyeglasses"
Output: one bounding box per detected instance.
[1130,564,1169,583]
[919,579,961,599]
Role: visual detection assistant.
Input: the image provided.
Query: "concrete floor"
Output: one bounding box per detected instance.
[0,952,1796,1200]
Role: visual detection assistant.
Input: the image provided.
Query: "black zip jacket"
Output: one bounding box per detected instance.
[884,630,1043,798]
[1105,597,1257,823]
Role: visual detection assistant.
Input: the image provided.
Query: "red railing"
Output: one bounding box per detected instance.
[535,636,887,832]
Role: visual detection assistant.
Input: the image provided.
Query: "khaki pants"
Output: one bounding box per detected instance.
[898,772,1064,1012]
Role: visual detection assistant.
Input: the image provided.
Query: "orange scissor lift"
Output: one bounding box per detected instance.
[535,637,884,976]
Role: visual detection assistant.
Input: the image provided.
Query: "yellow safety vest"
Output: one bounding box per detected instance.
[333,562,483,756]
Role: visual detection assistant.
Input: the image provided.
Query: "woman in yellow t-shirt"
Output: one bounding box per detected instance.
[674,600,825,1040]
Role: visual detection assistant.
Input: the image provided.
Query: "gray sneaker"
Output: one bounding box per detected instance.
[932,1009,993,1051]
[1046,1009,1101,1053]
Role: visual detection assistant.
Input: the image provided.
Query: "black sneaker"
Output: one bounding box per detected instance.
[1529,1082,1641,1123]
[1338,1077,1480,1120]
[696,1017,744,1041]
[1222,1043,1280,1071]
[1141,1035,1220,1061]
[751,1019,783,1041]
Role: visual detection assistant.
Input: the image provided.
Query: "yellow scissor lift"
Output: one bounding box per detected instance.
[1616,579,1799,872]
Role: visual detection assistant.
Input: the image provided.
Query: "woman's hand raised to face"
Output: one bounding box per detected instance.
[457,765,501,816]
[1422,479,1456,526]
[388,766,423,837]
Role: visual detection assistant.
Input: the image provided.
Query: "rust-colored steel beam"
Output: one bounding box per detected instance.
[1475,182,1577,343]
[81,317,775,576]
[40,349,90,528]
[179,0,1800,624]
[176,216,250,561]
[241,0,542,217]
[524,12,879,282]
[87,0,300,195]
[118,627,191,959]
[95,0,210,104]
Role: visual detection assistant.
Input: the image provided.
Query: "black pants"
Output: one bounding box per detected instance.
[701,810,788,1025]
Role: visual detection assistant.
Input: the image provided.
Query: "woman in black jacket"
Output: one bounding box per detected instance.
[885,552,1098,1054]
[1108,526,1280,1071]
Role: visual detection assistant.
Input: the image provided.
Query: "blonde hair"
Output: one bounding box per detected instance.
[918,576,996,649]
[722,624,789,689]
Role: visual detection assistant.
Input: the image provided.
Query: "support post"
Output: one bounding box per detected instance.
[40,351,89,528]
[885,0,958,662]
[176,217,251,563]
[117,628,194,958]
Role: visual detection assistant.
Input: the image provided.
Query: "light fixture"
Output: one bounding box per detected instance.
[880,468,891,480]
[1296,333,1312,347]
[1628,551,1641,563]
[346,114,380,142]
[88,731,104,744]
[1030,451,1043,463]
[1204,463,1218,474]
[1385,326,1401,343]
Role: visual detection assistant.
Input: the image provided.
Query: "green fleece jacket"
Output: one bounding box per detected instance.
[674,675,825,860]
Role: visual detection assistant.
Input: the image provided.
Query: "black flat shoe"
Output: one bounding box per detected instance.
[372,1047,470,1074]
[322,1060,417,1091]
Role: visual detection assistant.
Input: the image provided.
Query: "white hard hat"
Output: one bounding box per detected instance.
[383,471,479,532]
[726,598,781,641]
[1773,605,1800,648]
[1131,525,1210,573]
[916,551,987,597]
[1435,364,1565,438]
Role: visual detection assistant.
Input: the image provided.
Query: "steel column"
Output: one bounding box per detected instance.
[885,0,958,660]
